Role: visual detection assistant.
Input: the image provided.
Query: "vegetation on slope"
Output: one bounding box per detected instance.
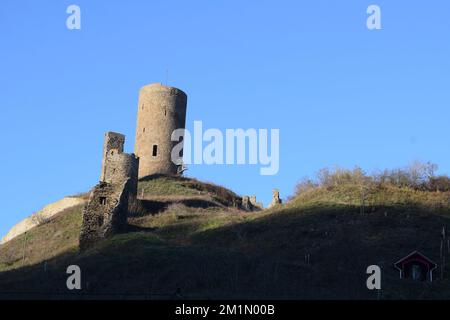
[0,175,241,274]
[0,205,83,272]
[1,164,450,299]
[137,174,242,208]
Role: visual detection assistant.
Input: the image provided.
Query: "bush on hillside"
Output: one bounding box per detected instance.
[294,161,450,197]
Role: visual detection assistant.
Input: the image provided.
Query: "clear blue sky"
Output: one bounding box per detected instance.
[1,0,449,237]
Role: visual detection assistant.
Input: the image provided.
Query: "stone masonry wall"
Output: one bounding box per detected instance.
[79,132,139,250]
[103,153,139,197]
[134,83,188,178]
[79,179,131,251]
[100,132,125,182]
[268,189,282,209]
[242,195,263,211]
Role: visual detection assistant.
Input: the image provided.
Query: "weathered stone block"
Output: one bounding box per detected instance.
[79,179,131,251]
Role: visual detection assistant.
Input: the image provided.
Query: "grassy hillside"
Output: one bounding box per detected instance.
[138,174,241,206]
[0,205,83,272]
[0,175,241,273]
[1,176,450,299]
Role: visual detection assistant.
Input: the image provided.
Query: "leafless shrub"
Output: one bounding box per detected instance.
[293,161,447,198]
[317,166,370,188]
[292,177,318,198]
[30,213,50,226]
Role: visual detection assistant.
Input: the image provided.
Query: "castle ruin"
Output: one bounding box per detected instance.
[242,195,264,211]
[79,83,265,250]
[79,132,139,251]
[268,189,282,208]
[80,83,187,249]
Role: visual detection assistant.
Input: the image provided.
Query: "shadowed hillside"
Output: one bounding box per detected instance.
[1,172,450,299]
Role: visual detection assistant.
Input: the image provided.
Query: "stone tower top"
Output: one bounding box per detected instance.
[140,83,187,98]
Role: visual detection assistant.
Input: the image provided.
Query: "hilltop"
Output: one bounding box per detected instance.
[0,175,242,272]
[1,170,450,299]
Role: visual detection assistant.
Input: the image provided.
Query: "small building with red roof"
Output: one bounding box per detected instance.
[394,251,437,282]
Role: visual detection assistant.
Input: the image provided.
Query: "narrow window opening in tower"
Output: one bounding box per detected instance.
[143,127,145,133]
[142,104,144,110]
[164,109,167,116]
[152,145,158,157]
[99,197,107,205]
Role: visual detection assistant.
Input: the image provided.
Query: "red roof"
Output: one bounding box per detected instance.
[394,251,437,270]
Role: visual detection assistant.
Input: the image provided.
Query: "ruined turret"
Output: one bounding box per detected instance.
[268,189,282,209]
[79,132,139,251]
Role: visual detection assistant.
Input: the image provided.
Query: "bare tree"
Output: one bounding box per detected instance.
[30,213,50,226]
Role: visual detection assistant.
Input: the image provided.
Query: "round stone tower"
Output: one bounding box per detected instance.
[134,83,188,178]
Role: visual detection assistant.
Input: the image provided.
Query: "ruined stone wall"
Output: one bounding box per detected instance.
[79,179,131,251]
[134,83,188,178]
[268,189,282,209]
[80,132,139,250]
[250,196,264,210]
[242,196,251,211]
[103,153,139,197]
[242,195,263,211]
[100,132,125,182]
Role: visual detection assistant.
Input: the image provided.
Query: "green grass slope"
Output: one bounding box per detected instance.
[138,174,241,207]
[1,177,450,299]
